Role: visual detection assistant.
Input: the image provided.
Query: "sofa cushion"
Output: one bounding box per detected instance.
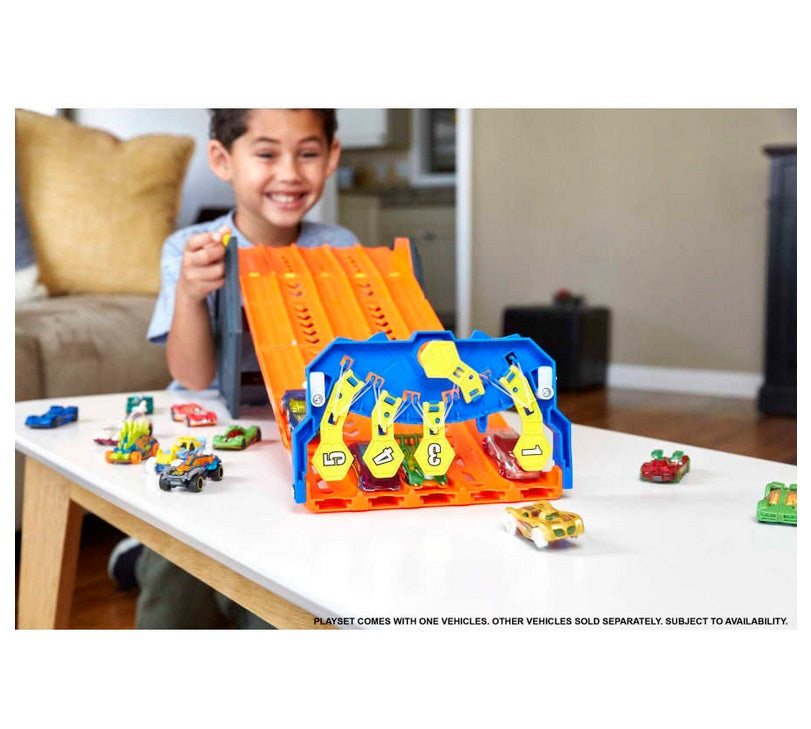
[15,182,47,302]
[15,109,194,296]
[15,294,171,397]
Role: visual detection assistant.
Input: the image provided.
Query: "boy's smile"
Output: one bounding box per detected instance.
[208,109,340,247]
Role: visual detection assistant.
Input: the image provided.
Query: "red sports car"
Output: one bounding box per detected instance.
[640,449,690,483]
[170,403,218,428]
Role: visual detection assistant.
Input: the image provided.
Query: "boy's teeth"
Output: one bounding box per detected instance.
[271,193,301,202]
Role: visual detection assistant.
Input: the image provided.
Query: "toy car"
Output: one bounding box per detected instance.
[282,389,307,431]
[126,395,154,415]
[482,429,542,481]
[503,501,584,548]
[93,423,122,446]
[640,449,690,483]
[158,452,224,492]
[213,425,261,450]
[349,442,402,492]
[25,405,79,429]
[757,482,797,525]
[170,402,217,427]
[155,436,207,473]
[105,420,159,464]
[396,434,448,487]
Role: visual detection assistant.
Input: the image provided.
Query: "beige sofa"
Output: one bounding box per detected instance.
[15,295,171,528]
[15,109,195,530]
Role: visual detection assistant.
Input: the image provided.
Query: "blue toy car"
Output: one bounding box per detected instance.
[25,405,79,429]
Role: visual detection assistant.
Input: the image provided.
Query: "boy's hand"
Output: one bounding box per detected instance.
[177,226,230,302]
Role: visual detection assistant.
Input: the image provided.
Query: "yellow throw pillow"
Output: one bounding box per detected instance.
[15,109,194,296]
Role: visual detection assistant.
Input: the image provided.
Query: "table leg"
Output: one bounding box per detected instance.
[17,458,84,629]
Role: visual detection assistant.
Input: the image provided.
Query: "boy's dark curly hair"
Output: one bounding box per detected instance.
[209,109,338,149]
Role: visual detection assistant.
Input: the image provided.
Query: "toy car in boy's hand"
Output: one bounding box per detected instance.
[640,449,690,483]
[25,405,79,429]
[158,452,224,492]
[170,403,218,427]
[213,425,261,450]
[503,501,584,548]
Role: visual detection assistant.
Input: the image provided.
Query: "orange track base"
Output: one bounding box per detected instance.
[238,239,564,513]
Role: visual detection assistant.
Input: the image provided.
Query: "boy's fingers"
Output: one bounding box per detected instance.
[186,228,230,252]
[188,241,226,266]
[191,262,225,282]
[186,232,215,251]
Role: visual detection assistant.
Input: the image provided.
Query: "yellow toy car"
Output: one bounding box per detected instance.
[155,436,206,473]
[503,501,584,548]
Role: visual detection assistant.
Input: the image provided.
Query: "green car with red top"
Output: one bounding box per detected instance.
[212,424,262,450]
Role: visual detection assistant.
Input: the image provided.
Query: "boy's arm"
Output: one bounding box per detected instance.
[166,228,229,390]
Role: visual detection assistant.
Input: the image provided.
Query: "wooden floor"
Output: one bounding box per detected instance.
[15,387,796,629]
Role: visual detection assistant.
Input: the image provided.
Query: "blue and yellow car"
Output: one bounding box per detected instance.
[155,436,206,473]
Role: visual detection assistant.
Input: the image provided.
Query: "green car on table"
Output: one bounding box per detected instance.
[756,482,797,525]
[212,425,262,450]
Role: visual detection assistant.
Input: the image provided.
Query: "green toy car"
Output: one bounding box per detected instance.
[212,425,262,450]
[395,434,448,487]
[126,395,154,415]
[756,482,797,525]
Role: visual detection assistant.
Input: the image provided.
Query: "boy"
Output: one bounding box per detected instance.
[112,109,358,628]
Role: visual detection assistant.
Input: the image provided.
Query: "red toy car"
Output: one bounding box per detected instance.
[170,403,218,427]
[640,449,690,483]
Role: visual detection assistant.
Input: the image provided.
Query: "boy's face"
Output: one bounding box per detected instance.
[208,109,340,243]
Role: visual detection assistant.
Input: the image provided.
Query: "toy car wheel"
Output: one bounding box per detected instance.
[531,528,548,548]
[159,478,171,492]
[130,451,142,465]
[188,475,204,492]
[502,514,518,535]
[255,428,262,442]
[238,437,247,450]
[150,442,159,457]
[211,464,224,481]
[185,417,191,428]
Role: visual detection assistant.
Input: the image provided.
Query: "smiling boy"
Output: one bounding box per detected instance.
[148,108,357,391]
[118,109,358,629]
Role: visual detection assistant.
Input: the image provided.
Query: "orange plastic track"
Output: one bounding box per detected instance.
[238,239,563,512]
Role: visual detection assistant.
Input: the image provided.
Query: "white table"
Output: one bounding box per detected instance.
[15,390,797,629]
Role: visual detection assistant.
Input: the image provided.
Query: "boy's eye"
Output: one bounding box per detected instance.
[256,152,276,159]
[300,150,321,158]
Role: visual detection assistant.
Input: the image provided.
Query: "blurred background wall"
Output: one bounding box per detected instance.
[470,109,796,378]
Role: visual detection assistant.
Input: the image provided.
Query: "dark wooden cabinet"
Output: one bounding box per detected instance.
[503,305,611,391]
[758,145,796,416]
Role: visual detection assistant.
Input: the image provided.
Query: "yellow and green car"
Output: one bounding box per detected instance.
[503,500,584,548]
[105,420,159,464]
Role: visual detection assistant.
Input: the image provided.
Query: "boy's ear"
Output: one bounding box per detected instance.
[324,139,341,178]
[208,140,232,182]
